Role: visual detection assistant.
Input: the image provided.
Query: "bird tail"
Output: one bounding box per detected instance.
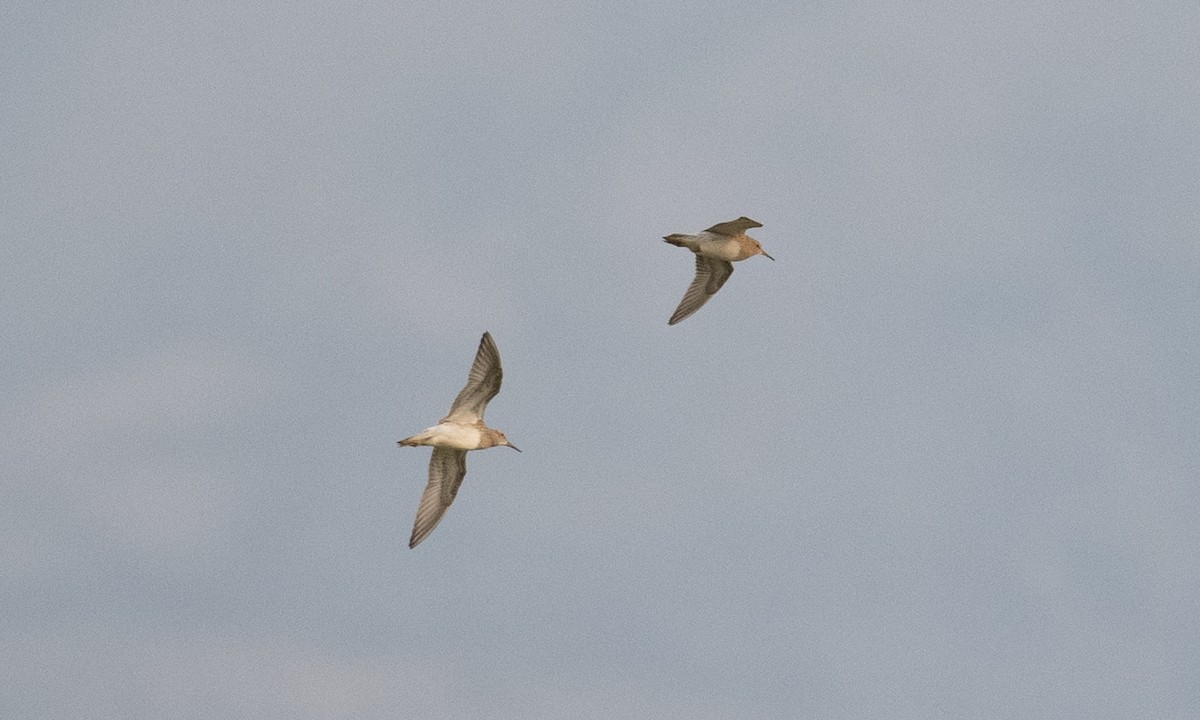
[397,433,427,447]
[663,234,692,248]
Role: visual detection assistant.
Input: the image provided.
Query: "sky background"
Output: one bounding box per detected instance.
[4,1,1200,718]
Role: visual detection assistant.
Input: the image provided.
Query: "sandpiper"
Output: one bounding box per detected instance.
[398,331,520,548]
[662,216,774,325]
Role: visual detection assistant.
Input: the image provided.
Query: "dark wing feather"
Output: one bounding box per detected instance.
[409,447,468,548]
[668,256,734,325]
[443,332,503,422]
[703,217,762,236]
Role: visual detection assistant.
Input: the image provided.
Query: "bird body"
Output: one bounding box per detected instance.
[663,232,763,262]
[398,422,494,452]
[662,217,773,325]
[398,332,519,548]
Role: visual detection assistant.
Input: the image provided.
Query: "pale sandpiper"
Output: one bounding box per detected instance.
[398,332,520,548]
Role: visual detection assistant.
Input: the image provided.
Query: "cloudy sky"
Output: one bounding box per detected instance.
[4,1,1199,718]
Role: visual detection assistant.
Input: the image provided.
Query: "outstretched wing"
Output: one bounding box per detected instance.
[704,217,762,236]
[443,332,503,423]
[409,447,469,548]
[668,255,734,325]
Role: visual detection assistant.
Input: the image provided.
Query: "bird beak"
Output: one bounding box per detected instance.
[761,250,775,261]
[506,442,522,452]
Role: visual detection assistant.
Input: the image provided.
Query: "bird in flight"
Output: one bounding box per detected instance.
[398,332,520,548]
[661,216,774,325]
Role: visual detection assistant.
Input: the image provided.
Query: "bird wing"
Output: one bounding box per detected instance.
[668,255,734,325]
[409,447,468,548]
[442,332,503,423]
[703,217,763,236]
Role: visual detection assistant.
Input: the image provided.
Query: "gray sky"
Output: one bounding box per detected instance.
[4,1,1200,718]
